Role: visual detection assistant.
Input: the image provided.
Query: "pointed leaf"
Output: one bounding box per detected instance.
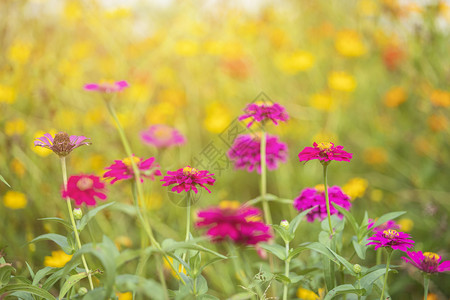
[59,272,89,299]
[30,234,73,254]
[77,202,115,231]
[0,284,56,300]
[324,284,365,300]
[258,244,287,260]
[334,204,358,235]
[0,175,10,187]
[38,217,72,231]
[288,206,316,237]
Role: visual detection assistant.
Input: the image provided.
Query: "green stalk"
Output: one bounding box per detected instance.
[260,130,272,225]
[380,249,392,300]
[423,274,430,300]
[181,191,191,273]
[60,157,94,290]
[282,241,290,300]
[322,164,333,236]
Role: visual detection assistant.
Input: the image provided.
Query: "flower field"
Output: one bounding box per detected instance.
[0,0,449,299]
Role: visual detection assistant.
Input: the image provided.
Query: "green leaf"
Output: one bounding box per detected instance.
[115,274,164,299]
[116,246,157,268]
[78,202,115,231]
[359,268,389,290]
[272,225,292,244]
[288,206,316,238]
[304,242,338,264]
[323,284,365,300]
[198,257,226,275]
[258,244,287,260]
[373,211,406,228]
[287,245,309,260]
[0,264,15,287]
[333,204,358,235]
[274,274,290,284]
[161,239,227,259]
[195,275,208,294]
[30,233,73,255]
[32,266,55,286]
[0,284,57,300]
[0,175,10,187]
[227,292,255,300]
[59,272,89,298]
[352,238,368,260]
[325,247,357,276]
[38,217,72,231]
[25,262,35,279]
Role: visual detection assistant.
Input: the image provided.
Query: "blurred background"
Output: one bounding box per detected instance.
[0,0,449,298]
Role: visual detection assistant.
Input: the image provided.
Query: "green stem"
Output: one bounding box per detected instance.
[423,274,430,300]
[380,250,392,300]
[181,192,191,273]
[357,273,361,300]
[60,157,94,290]
[282,241,290,300]
[323,164,333,236]
[260,130,272,225]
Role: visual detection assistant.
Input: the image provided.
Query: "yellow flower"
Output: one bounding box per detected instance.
[0,84,17,104]
[398,218,414,232]
[163,257,186,279]
[328,71,357,92]
[219,200,241,210]
[384,86,407,107]
[105,8,132,19]
[342,178,368,200]
[63,1,82,22]
[203,101,232,133]
[175,40,199,56]
[363,147,388,165]
[428,114,448,132]
[44,251,72,268]
[116,292,133,300]
[11,159,26,178]
[3,191,27,210]
[430,89,450,107]
[297,287,320,300]
[8,40,32,64]
[31,130,55,157]
[114,236,133,251]
[4,119,26,136]
[335,30,367,57]
[309,93,335,111]
[275,51,315,74]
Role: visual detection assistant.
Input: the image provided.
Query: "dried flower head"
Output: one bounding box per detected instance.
[34,132,91,157]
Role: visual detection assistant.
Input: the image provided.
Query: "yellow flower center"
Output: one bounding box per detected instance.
[154,126,172,138]
[314,184,325,192]
[219,200,241,210]
[183,166,198,176]
[423,252,440,261]
[383,229,399,239]
[317,142,333,151]
[76,177,93,191]
[122,156,141,167]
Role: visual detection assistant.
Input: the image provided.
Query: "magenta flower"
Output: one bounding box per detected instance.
[227,133,287,173]
[84,80,128,93]
[239,102,288,127]
[366,229,415,252]
[368,219,400,232]
[293,185,351,222]
[402,251,450,274]
[298,142,353,163]
[62,175,107,206]
[140,124,186,149]
[103,156,162,184]
[161,166,215,194]
[196,202,272,245]
[34,132,91,157]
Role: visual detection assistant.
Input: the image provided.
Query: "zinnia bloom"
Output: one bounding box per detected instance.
[227,133,288,173]
[103,156,162,184]
[196,201,272,245]
[140,124,186,148]
[238,101,288,127]
[366,229,414,252]
[161,166,215,194]
[84,80,128,93]
[402,251,450,274]
[298,142,352,163]
[293,185,352,222]
[62,175,107,206]
[34,132,91,157]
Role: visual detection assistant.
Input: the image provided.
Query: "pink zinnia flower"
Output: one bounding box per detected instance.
[227,133,287,173]
[368,219,400,232]
[160,166,215,194]
[366,229,415,252]
[103,156,162,184]
[62,175,107,206]
[402,251,450,274]
[239,102,288,127]
[293,185,352,222]
[34,132,91,157]
[196,202,272,245]
[298,142,353,163]
[84,80,128,93]
[140,124,186,148]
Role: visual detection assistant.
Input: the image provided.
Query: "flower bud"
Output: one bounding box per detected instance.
[353,264,362,274]
[78,287,88,296]
[73,208,83,220]
[280,220,289,229]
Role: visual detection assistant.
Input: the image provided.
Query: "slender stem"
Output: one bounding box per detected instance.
[60,157,94,290]
[423,274,430,300]
[181,192,191,273]
[380,250,392,300]
[357,273,361,300]
[260,130,272,225]
[282,241,290,300]
[323,164,333,236]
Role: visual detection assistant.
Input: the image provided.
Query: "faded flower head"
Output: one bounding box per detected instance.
[402,251,450,274]
[84,80,129,93]
[293,185,351,222]
[196,201,272,245]
[62,174,107,206]
[298,142,352,164]
[103,155,162,184]
[239,101,288,128]
[366,229,414,252]
[140,124,186,148]
[227,133,288,173]
[34,132,91,157]
[161,166,215,194]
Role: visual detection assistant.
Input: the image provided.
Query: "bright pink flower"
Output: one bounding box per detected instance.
[103,156,162,184]
[84,81,128,93]
[62,175,107,206]
[368,219,400,232]
[34,132,91,157]
[298,142,352,163]
[160,166,215,194]
[402,251,450,274]
[196,203,272,245]
[227,133,287,173]
[140,124,186,148]
[239,102,288,127]
[366,229,415,252]
[293,185,351,222]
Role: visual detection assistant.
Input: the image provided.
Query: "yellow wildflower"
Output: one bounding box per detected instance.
[328,71,357,92]
[44,250,73,268]
[342,178,368,200]
[428,114,447,132]
[384,86,407,107]
[5,119,26,136]
[309,93,335,111]
[430,89,450,107]
[203,101,232,133]
[363,147,388,165]
[163,257,186,279]
[297,287,320,300]
[175,40,199,56]
[114,236,133,251]
[398,218,414,232]
[31,130,55,157]
[0,84,17,104]
[335,30,367,57]
[8,40,32,64]
[3,191,27,210]
[116,292,133,300]
[275,51,315,74]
